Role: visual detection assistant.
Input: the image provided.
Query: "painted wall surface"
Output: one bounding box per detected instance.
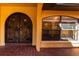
[42,10,79,18]
[0,4,79,49]
[0,5,37,46]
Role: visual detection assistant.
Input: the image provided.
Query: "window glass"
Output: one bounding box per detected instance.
[42,16,78,41]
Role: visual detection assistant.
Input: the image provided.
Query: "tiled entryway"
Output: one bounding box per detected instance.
[0,43,79,56]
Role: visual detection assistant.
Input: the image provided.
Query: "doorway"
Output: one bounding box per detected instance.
[5,12,32,43]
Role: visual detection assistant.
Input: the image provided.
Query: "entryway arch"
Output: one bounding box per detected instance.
[5,12,32,44]
[42,15,79,41]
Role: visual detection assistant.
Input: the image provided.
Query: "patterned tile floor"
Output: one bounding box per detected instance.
[0,43,79,56]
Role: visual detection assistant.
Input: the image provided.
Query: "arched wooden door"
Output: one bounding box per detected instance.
[5,12,32,43]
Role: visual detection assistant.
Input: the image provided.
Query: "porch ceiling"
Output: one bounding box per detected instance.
[42,3,79,11]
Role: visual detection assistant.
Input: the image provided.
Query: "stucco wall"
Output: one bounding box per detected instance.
[42,10,79,18]
[0,5,37,46]
[0,4,79,48]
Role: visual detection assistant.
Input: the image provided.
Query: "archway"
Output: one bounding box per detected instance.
[5,12,32,44]
[42,16,79,41]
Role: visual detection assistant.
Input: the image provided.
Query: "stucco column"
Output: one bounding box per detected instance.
[36,3,43,52]
[0,17,5,46]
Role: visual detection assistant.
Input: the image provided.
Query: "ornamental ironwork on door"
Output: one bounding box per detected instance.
[5,12,32,43]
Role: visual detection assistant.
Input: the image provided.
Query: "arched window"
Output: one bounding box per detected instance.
[42,16,78,41]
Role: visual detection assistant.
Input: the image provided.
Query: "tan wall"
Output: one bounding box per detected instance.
[0,4,37,46]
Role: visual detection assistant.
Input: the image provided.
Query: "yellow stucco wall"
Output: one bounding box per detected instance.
[42,10,79,18]
[0,4,37,46]
[0,4,79,49]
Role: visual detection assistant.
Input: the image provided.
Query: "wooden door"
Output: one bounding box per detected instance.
[5,13,32,43]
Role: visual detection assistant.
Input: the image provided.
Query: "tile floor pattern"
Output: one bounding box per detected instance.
[0,43,79,56]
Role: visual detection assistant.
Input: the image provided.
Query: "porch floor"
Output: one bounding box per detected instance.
[0,43,79,56]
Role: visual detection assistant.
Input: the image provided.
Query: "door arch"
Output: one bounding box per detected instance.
[5,12,32,43]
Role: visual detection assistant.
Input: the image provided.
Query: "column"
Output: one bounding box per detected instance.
[36,3,43,52]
